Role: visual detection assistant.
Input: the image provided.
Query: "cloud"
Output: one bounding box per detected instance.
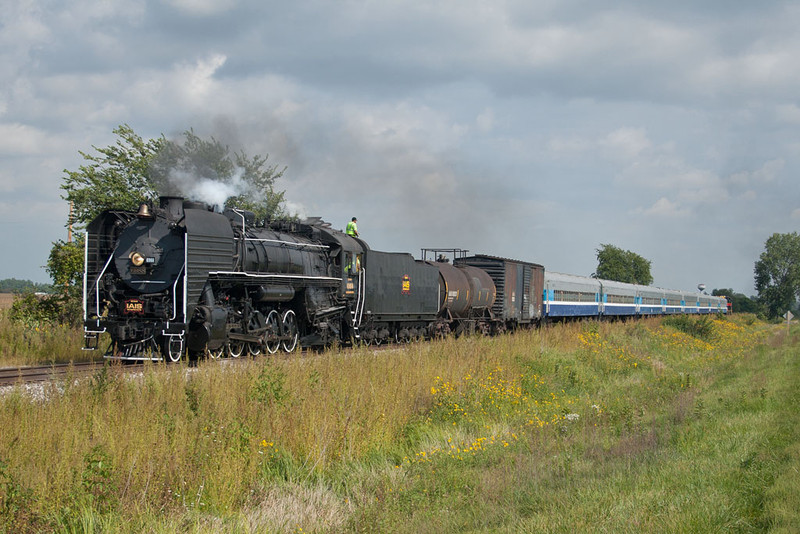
[599,127,652,160]
[634,197,689,218]
[727,159,785,186]
[476,108,495,133]
[776,104,800,124]
[0,123,51,155]
[165,0,238,16]
[175,54,228,106]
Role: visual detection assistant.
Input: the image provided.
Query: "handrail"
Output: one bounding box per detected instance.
[82,232,89,320]
[168,262,186,322]
[244,237,329,250]
[355,268,366,326]
[93,252,116,318]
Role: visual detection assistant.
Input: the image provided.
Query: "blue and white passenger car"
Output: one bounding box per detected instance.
[543,271,600,318]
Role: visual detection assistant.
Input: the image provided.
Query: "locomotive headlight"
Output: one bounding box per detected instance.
[130,252,146,266]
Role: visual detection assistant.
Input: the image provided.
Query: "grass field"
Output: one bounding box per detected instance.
[1,315,798,532]
[0,305,91,367]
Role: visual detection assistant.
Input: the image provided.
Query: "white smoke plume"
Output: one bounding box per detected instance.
[164,167,251,210]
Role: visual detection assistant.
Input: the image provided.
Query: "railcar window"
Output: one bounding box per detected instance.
[552,290,596,302]
[344,253,361,274]
[667,298,681,306]
[642,297,661,305]
[606,294,635,304]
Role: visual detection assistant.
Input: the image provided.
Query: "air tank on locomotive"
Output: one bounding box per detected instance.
[430,260,496,317]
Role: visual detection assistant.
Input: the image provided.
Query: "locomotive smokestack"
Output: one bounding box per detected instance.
[159,196,185,221]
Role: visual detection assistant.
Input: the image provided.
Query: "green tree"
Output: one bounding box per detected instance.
[10,237,86,327]
[150,129,287,221]
[711,288,763,315]
[47,237,86,291]
[754,232,800,319]
[63,125,288,226]
[0,279,51,293]
[62,124,165,226]
[593,244,654,285]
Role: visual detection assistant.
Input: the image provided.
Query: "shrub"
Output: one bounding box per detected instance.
[663,315,716,342]
[8,291,81,329]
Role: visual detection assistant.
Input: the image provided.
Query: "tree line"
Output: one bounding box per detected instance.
[0,279,52,293]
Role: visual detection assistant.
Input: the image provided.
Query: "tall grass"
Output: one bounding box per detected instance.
[1,314,798,532]
[0,310,92,367]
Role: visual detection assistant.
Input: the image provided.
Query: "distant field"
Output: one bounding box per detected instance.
[0,293,14,310]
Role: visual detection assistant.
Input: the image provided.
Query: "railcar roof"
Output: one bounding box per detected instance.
[462,254,544,269]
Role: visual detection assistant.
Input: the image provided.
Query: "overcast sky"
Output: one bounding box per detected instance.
[2,1,799,294]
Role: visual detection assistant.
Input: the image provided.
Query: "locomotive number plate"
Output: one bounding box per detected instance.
[124,299,144,314]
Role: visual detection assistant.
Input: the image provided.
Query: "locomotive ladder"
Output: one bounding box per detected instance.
[350,268,366,340]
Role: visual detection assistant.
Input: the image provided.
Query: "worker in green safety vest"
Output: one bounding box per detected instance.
[346,217,359,237]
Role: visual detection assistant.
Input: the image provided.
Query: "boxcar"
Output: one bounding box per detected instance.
[456,255,544,327]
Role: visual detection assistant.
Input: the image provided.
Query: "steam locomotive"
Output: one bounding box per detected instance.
[82,196,726,362]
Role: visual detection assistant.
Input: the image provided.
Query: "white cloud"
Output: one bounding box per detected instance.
[176,54,227,106]
[165,0,238,16]
[599,127,652,160]
[635,197,688,218]
[727,159,785,187]
[775,104,800,124]
[476,108,495,133]
[0,123,51,155]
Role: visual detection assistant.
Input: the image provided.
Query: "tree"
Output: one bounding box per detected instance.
[754,232,800,319]
[711,288,763,315]
[0,279,51,293]
[62,125,288,226]
[9,237,86,327]
[47,237,86,291]
[62,124,165,226]
[593,244,653,285]
[148,128,287,221]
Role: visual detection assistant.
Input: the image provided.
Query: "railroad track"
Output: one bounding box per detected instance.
[0,343,402,388]
[0,361,105,387]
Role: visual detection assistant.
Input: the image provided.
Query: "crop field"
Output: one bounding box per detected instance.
[0,293,13,310]
[1,315,799,533]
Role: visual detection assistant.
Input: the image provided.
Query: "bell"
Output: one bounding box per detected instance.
[137,203,152,218]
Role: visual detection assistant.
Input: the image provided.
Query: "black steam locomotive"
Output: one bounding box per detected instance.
[83,196,522,361]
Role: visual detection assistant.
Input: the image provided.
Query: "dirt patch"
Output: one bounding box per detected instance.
[0,293,15,310]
